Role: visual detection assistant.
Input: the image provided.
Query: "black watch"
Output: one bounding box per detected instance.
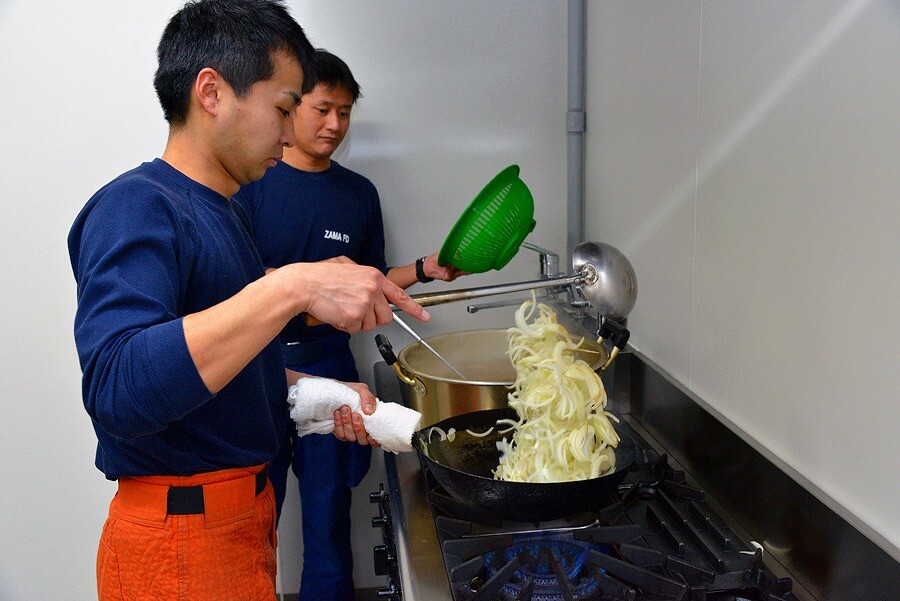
[415,257,434,283]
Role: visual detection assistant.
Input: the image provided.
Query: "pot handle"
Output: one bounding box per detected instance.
[597,319,630,372]
[375,334,417,386]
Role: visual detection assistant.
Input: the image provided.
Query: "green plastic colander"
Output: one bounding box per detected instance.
[438,165,537,273]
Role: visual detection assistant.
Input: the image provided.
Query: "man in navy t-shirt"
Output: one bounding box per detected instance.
[235,50,464,601]
[68,4,428,599]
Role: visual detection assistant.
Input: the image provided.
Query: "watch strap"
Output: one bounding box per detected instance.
[415,257,434,283]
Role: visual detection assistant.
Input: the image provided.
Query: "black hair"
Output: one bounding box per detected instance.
[154,0,315,126]
[302,49,362,103]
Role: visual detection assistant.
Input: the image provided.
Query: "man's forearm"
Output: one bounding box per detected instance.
[286,368,310,386]
[182,261,428,394]
[183,272,301,394]
[386,264,418,290]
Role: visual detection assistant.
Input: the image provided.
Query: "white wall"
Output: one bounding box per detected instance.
[1,3,187,600]
[585,0,899,558]
[0,1,567,598]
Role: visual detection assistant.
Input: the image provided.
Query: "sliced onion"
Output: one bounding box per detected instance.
[465,427,495,438]
[428,426,447,442]
[493,296,619,483]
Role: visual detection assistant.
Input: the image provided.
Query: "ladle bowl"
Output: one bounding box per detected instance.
[572,241,637,322]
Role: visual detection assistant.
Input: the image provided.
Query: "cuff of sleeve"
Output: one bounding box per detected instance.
[142,318,214,421]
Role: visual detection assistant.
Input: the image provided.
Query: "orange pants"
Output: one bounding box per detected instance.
[97,464,277,600]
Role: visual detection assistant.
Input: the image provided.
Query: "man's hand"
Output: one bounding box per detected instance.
[321,255,356,265]
[423,251,466,282]
[273,262,429,332]
[332,381,380,447]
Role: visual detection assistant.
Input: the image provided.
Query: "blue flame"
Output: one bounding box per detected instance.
[483,535,613,599]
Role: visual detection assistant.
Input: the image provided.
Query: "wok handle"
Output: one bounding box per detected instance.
[375,334,417,386]
[597,319,630,372]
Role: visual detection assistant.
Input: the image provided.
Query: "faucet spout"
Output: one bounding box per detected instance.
[466,297,532,313]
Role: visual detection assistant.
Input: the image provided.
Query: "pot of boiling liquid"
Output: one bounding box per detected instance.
[376,328,607,428]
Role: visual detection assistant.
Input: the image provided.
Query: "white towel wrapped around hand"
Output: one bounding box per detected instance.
[287,377,422,454]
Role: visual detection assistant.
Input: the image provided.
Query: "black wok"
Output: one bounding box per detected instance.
[413,407,637,522]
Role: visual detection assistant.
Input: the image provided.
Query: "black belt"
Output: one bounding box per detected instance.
[166,465,269,515]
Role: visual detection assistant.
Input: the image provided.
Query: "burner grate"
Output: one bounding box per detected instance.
[424,429,797,601]
[449,538,616,601]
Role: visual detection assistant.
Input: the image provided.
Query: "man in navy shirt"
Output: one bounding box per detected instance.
[235,50,463,601]
[67,3,427,599]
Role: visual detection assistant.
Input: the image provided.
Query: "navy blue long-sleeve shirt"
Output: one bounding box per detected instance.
[234,160,387,345]
[68,158,288,480]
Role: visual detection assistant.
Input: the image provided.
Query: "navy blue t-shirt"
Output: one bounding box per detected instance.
[68,159,288,479]
[234,160,388,344]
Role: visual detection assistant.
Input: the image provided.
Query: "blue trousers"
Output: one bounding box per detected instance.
[270,342,372,601]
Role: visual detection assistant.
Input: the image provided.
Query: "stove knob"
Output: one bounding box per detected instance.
[376,584,399,599]
[372,515,387,527]
[373,544,389,576]
[369,485,387,503]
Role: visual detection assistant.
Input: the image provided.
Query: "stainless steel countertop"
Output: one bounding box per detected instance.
[376,359,452,601]
[384,450,453,601]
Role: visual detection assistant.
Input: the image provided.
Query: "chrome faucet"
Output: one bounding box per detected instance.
[520,242,560,278]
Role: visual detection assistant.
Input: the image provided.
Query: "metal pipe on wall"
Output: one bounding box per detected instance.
[567,0,586,263]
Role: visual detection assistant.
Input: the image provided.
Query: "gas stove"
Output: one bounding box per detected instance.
[373,413,793,601]
[427,432,795,601]
[370,345,899,601]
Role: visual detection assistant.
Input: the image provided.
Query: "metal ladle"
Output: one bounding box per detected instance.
[391,313,468,379]
[406,241,637,323]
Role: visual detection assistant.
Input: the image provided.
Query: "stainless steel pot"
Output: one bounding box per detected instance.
[376,328,608,427]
